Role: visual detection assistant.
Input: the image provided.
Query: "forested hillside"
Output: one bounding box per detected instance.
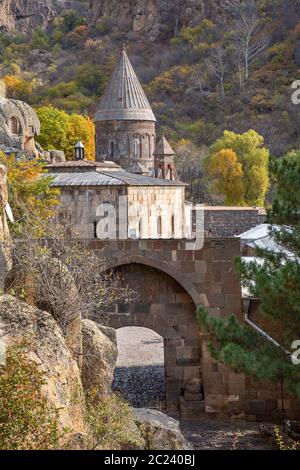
[1,0,300,198]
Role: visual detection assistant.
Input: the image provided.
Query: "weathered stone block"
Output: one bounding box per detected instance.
[184,392,203,401]
[247,400,266,414]
[180,397,205,419]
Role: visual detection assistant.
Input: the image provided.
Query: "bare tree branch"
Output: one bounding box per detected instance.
[206,46,227,97]
[228,0,269,82]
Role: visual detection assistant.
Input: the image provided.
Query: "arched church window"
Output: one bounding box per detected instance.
[148,134,151,158]
[157,216,162,238]
[152,135,156,154]
[133,139,140,158]
[171,215,175,237]
[110,142,115,158]
[10,116,21,135]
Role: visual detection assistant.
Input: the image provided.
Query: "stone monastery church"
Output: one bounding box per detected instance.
[47,48,190,241]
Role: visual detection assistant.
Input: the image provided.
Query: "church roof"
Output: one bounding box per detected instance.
[46,160,120,172]
[95,49,156,122]
[48,169,186,187]
[154,135,175,156]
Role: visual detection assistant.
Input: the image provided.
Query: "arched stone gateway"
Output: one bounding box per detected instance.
[90,238,246,419]
[105,263,201,414]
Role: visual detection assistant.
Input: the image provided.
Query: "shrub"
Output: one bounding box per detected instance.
[0,341,61,450]
[86,393,144,450]
[2,75,32,101]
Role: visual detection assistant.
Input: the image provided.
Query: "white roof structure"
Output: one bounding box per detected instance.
[237,224,283,254]
[238,224,271,240]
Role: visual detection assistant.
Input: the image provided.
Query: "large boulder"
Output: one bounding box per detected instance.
[5,256,83,370]
[81,319,117,397]
[0,294,87,437]
[133,408,191,450]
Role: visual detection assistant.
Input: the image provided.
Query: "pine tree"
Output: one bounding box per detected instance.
[197,150,300,421]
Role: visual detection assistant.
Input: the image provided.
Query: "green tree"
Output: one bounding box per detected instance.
[61,9,86,33]
[31,27,49,50]
[197,150,300,420]
[75,62,109,97]
[206,130,269,206]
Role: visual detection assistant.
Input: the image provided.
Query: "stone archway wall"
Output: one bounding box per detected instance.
[100,263,201,414]
[90,238,246,419]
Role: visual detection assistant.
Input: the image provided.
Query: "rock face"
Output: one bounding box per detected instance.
[0,96,41,159]
[0,294,87,436]
[5,256,83,369]
[0,1,87,32]
[89,0,233,41]
[134,408,191,450]
[81,319,117,397]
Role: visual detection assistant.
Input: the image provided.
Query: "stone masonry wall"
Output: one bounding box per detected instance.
[58,185,187,240]
[95,120,156,170]
[128,186,187,239]
[88,237,246,419]
[194,207,267,238]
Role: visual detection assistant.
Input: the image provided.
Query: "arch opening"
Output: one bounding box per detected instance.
[10,116,21,135]
[112,326,166,410]
[102,262,202,415]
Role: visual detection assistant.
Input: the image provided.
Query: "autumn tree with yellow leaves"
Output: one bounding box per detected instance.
[36,106,95,161]
[2,75,33,102]
[0,153,59,236]
[205,149,245,205]
[205,130,269,206]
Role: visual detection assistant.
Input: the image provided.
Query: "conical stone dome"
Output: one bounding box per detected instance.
[95,49,156,122]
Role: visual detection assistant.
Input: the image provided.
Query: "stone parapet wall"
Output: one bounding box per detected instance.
[193,207,267,238]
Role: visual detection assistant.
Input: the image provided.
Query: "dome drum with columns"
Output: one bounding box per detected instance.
[95,120,156,172]
[95,48,178,180]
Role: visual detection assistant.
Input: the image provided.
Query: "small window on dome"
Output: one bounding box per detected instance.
[134,139,140,157]
[110,142,115,158]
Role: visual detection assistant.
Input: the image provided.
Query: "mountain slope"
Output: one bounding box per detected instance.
[0,0,300,159]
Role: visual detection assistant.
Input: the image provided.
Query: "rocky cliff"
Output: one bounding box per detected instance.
[0,0,236,38]
[0,0,86,32]
[88,0,235,41]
